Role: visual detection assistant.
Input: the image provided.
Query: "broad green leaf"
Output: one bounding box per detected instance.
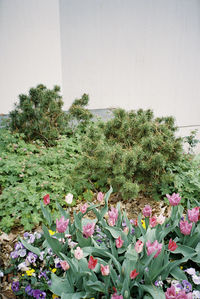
[49,273,73,295]
[20,238,41,256]
[170,266,187,281]
[105,226,122,238]
[42,225,62,258]
[40,201,52,226]
[61,292,86,299]
[140,285,165,299]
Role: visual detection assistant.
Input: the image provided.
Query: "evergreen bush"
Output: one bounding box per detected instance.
[74,108,183,199]
[9,84,68,146]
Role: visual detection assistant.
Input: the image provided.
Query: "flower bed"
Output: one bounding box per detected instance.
[2,188,200,298]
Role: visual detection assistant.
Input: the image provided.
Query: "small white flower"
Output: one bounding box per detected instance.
[192,274,200,285]
[185,268,196,276]
[193,290,200,298]
[0,271,4,277]
[65,193,73,204]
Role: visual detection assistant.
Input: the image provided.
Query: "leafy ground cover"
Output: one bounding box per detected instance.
[1,189,200,298]
[0,129,82,232]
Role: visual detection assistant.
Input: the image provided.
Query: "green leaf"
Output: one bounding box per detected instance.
[170,266,187,281]
[100,186,113,218]
[42,225,62,258]
[40,201,52,226]
[49,273,74,296]
[61,292,86,299]
[105,226,122,238]
[140,285,165,299]
[19,238,41,256]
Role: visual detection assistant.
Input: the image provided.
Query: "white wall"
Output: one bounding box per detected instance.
[60,0,200,130]
[0,0,62,114]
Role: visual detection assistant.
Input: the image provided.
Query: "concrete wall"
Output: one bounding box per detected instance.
[60,0,200,145]
[0,0,62,114]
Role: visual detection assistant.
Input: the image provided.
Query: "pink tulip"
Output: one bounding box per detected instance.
[43,194,50,205]
[180,220,193,235]
[188,207,199,223]
[142,205,152,217]
[111,293,123,299]
[166,193,181,206]
[146,240,162,258]
[97,192,104,202]
[135,240,144,253]
[80,203,88,214]
[165,285,177,299]
[60,260,70,271]
[150,216,157,228]
[74,246,83,260]
[108,207,118,226]
[176,290,192,299]
[157,214,166,225]
[56,216,69,233]
[115,236,124,248]
[100,264,110,276]
[83,222,95,238]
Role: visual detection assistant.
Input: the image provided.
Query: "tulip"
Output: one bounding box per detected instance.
[80,203,88,214]
[188,207,199,223]
[146,240,162,258]
[150,216,157,228]
[60,261,70,271]
[166,193,181,206]
[97,192,104,202]
[65,193,73,204]
[157,214,166,225]
[74,247,83,260]
[115,236,124,248]
[135,240,144,253]
[56,216,69,233]
[165,285,177,299]
[43,194,50,205]
[111,294,123,299]
[108,207,118,226]
[100,264,110,276]
[83,222,95,238]
[130,269,139,279]
[180,220,192,235]
[88,256,98,270]
[168,239,177,251]
[142,205,152,217]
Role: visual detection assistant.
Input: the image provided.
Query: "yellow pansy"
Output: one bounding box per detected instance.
[50,268,57,273]
[52,294,59,299]
[141,220,146,229]
[26,269,35,276]
[180,266,183,270]
[49,230,55,235]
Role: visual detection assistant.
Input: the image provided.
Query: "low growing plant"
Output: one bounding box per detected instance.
[0,129,82,232]
[4,188,200,298]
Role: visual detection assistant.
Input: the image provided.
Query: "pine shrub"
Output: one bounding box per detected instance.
[9,84,68,145]
[74,108,183,199]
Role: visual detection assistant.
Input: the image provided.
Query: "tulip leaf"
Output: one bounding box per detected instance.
[42,225,62,258]
[40,201,52,226]
[19,238,41,256]
[49,273,74,295]
[140,285,165,299]
[170,266,187,281]
[61,292,86,299]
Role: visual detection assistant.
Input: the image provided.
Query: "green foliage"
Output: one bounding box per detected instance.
[74,108,183,199]
[157,153,200,207]
[9,84,68,146]
[0,129,81,232]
